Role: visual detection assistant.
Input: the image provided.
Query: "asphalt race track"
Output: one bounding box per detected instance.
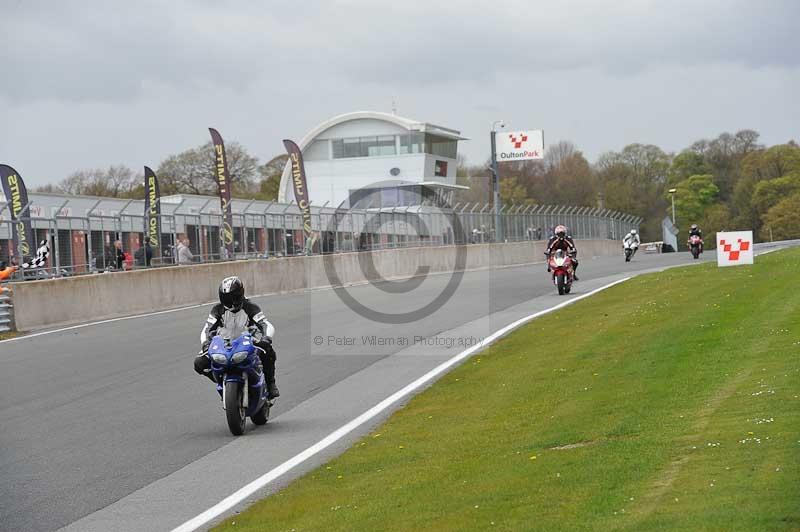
[0,251,712,532]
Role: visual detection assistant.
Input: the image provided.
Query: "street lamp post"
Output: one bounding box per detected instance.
[490,120,505,242]
[668,188,677,226]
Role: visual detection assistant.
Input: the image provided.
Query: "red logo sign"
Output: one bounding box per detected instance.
[508,134,528,149]
[719,238,750,261]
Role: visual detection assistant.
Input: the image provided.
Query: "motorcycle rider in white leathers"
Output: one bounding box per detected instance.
[623,229,640,255]
[194,276,280,399]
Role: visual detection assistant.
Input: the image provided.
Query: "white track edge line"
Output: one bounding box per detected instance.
[170,276,631,532]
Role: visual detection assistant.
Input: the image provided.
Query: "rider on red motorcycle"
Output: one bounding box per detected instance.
[545,225,579,280]
[688,223,703,252]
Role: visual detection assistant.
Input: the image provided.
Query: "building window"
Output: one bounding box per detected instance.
[332,135,399,159]
[381,187,399,207]
[401,186,420,206]
[332,139,344,158]
[331,132,457,159]
[378,135,396,155]
[399,132,424,154]
[304,139,329,161]
[425,134,457,159]
[343,137,360,158]
[360,136,378,157]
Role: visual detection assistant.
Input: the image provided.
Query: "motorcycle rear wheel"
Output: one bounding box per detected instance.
[225,381,247,436]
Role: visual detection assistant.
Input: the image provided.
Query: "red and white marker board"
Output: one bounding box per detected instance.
[716,230,753,267]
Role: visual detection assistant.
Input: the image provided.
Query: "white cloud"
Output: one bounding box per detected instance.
[0,0,797,185]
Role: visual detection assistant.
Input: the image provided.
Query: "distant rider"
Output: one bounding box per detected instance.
[545,225,579,281]
[688,224,703,252]
[193,276,280,399]
[623,229,640,249]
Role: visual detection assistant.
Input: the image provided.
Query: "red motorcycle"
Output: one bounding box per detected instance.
[688,235,703,259]
[548,249,575,295]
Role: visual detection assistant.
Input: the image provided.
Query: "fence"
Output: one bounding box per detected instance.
[0,200,641,280]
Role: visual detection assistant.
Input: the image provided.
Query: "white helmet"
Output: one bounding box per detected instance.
[630,229,637,235]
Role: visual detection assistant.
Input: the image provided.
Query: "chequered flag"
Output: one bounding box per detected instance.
[22,240,49,269]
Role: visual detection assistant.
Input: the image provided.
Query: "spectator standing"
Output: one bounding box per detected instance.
[176,236,194,264]
[135,242,153,267]
[304,231,319,256]
[114,240,125,270]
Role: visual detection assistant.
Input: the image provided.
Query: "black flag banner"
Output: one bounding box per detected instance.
[209,128,235,257]
[282,140,312,239]
[144,166,162,249]
[0,164,35,260]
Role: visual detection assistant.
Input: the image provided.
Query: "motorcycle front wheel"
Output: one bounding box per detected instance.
[224,381,247,436]
[556,273,566,295]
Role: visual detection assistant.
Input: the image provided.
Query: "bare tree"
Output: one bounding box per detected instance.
[157,141,260,196]
[544,140,578,171]
[732,129,762,155]
[48,166,138,197]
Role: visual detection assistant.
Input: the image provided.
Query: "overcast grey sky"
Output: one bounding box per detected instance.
[1,0,798,187]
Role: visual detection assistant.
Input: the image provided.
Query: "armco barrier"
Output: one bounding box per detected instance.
[10,240,620,331]
[0,292,13,333]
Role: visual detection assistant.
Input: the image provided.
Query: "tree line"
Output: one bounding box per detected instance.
[457,130,800,244]
[37,130,799,244]
[35,142,288,202]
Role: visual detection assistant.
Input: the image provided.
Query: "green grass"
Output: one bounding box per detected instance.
[216,249,800,532]
[0,331,17,340]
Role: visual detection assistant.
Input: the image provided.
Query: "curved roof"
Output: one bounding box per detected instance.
[278,111,465,202]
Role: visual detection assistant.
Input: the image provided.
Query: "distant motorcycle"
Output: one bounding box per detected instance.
[548,249,575,295]
[624,241,639,262]
[207,331,271,435]
[688,235,703,259]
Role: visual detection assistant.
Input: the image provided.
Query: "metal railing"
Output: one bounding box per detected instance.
[0,292,12,333]
[0,202,641,281]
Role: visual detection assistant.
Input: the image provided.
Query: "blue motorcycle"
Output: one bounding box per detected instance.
[207,332,271,435]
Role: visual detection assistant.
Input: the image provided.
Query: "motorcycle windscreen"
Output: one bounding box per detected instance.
[216,310,250,340]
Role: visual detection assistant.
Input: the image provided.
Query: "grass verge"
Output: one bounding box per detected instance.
[216,249,800,531]
[0,331,17,340]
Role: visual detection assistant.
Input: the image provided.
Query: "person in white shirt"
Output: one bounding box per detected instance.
[176,236,195,264]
